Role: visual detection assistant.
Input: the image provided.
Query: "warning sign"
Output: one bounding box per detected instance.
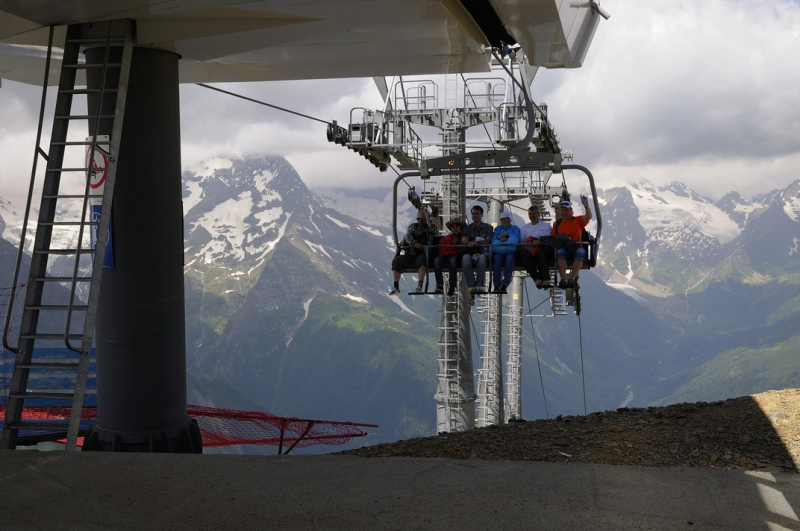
[86,135,110,190]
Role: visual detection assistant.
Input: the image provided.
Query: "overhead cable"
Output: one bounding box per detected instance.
[196,83,331,125]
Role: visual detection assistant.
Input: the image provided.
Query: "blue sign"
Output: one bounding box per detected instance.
[90,204,114,270]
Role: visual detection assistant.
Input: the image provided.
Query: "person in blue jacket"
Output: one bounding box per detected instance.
[491,209,521,293]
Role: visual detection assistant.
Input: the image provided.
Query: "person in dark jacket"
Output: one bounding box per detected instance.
[461,205,493,294]
[389,208,437,295]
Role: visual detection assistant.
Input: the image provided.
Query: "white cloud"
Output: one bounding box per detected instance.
[534,0,800,199]
[1,0,799,213]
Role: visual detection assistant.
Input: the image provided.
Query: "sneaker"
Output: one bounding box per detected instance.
[558,280,568,289]
[468,286,477,294]
[496,286,507,294]
[447,285,455,296]
[541,280,551,289]
[434,285,444,294]
[474,285,485,294]
[414,284,424,294]
[468,292,475,306]
[389,286,400,295]
[567,279,575,288]
[534,279,543,289]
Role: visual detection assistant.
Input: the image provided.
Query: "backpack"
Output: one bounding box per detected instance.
[554,219,590,244]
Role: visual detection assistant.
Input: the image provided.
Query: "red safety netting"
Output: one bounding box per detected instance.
[0,405,377,453]
[187,405,377,452]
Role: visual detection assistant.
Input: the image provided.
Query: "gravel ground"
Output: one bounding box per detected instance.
[340,388,800,473]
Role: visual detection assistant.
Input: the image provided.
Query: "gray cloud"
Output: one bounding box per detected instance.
[534,0,800,198]
[2,1,799,208]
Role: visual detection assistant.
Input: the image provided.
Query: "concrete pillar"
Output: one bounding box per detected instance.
[82,44,200,452]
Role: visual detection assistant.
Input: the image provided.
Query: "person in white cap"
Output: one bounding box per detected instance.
[553,195,592,288]
[491,209,521,294]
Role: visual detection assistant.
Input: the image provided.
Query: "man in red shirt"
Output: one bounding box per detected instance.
[553,195,592,288]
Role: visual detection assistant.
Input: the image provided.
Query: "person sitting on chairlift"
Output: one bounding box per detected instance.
[389,208,437,295]
[491,209,521,294]
[434,217,466,296]
[520,205,553,289]
[462,204,493,294]
[553,195,592,289]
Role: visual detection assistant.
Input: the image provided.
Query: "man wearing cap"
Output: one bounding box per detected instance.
[390,208,437,295]
[462,205,494,294]
[491,209,521,294]
[434,217,466,296]
[553,195,593,288]
[520,205,553,289]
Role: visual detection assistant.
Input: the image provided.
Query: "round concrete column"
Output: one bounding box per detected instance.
[83,45,200,452]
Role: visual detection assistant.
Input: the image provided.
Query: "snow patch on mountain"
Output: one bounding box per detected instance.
[183,179,204,213]
[192,192,254,262]
[325,214,349,229]
[358,225,383,237]
[628,180,740,245]
[786,195,800,222]
[252,169,276,194]
[307,241,333,260]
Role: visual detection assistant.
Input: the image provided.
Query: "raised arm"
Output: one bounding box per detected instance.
[581,194,593,223]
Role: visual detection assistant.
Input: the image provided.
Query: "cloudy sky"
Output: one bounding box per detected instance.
[1,0,799,209]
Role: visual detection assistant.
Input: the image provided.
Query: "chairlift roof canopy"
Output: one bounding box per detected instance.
[0,0,602,85]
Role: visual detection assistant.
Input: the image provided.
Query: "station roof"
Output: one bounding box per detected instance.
[0,0,601,85]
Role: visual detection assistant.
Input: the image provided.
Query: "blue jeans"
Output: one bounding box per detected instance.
[493,252,516,288]
[434,254,459,288]
[461,253,488,288]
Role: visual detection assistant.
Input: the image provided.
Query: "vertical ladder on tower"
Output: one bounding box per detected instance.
[436,297,463,431]
[476,290,503,427]
[0,21,134,450]
[505,275,523,421]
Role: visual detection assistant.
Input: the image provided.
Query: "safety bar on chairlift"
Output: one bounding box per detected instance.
[392,165,601,252]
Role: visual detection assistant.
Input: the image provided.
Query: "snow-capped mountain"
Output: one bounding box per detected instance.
[2,157,798,443]
[183,156,397,275]
[596,179,800,295]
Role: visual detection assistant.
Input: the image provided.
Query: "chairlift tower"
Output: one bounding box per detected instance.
[337,44,603,431]
[370,55,564,431]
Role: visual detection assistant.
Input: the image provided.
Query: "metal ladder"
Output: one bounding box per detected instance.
[436,297,463,431]
[0,21,133,450]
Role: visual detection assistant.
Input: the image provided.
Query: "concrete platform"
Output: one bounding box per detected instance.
[1,451,798,530]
